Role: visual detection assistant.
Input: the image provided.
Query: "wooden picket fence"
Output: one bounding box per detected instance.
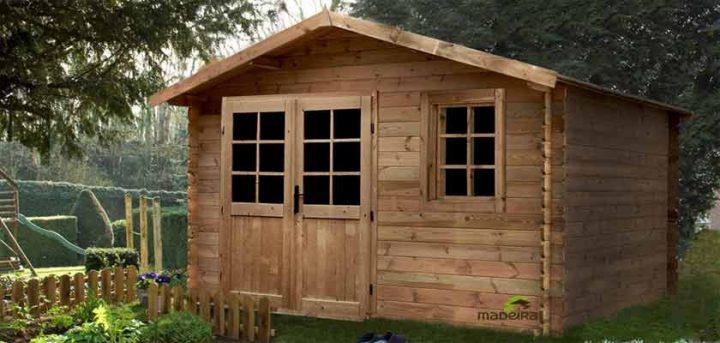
[146,283,273,342]
[0,266,274,342]
[0,265,139,319]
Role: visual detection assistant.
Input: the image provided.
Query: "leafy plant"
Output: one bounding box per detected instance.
[140,311,212,343]
[46,305,74,331]
[72,292,106,324]
[65,304,145,343]
[30,334,67,343]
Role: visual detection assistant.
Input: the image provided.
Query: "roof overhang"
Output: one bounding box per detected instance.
[149,10,691,117]
[149,10,558,106]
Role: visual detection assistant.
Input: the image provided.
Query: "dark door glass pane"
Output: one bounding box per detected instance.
[333,142,360,172]
[445,138,467,165]
[334,109,361,139]
[304,110,331,139]
[232,144,256,171]
[445,169,467,196]
[473,138,495,165]
[473,106,495,134]
[260,144,284,172]
[304,176,330,204]
[233,113,257,140]
[304,143,330,172]
[444,107,467,134]
[232,175,255,203]
[259,175,284,203]
[260,112,285,140]
[473,169,495,196]
[333,175,360,205]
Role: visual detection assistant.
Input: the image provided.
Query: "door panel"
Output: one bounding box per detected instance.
[222,95,372,319]
[222,98,293,309]
[295,96,372,319]
[230,216,285,308]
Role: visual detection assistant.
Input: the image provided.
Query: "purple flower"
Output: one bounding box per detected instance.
[156,275,171,284]
[147,272,157,279]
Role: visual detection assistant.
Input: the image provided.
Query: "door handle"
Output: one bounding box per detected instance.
[294,185,300,214]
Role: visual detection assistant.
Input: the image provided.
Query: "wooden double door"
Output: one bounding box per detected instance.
[221,95,372,319]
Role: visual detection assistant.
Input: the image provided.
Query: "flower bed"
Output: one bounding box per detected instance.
[0,293,213,343]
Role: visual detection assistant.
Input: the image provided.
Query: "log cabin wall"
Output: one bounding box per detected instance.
[186,29,567,332]
[562,86,669,328]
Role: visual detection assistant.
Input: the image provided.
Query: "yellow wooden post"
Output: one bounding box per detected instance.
[228,294,240,340]
[152,197,162,271]
[172,285,184,312]
[27,279,39,316]
[59,275,71,307]
[101,268,112,303]
[214,291,225,336]
[87,270,99,298]
[126,266,138,301]
[243,296,255,341]
[258,297,271,343]
[43,276,56,307]
[114,266,125,304]
[73,273,85,306]
[124,193,134,249]
[0,286,6,320]
[139,196,149,272]
[147,283,158,321]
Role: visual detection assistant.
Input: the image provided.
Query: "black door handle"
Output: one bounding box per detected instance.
[294,185,300,214]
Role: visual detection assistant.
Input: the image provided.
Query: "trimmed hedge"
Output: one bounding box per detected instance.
[13,216,83,267]
[72,190,114,248]
[112,206,187,269]
[6,180,186,220]
[85,247,139,271]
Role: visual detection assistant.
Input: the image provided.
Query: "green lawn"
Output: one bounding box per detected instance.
[271,231,720,343]
[4,265,84,279]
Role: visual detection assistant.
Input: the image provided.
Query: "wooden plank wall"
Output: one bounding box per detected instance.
[562,87,669,327]
[188,28,566,331]
[187,106,222,291]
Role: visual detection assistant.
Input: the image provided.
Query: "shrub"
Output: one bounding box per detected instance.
[140,311,212,343]
[85,248,139,271]
[11,180,186,220]
[72,190,114,248]
[13,216,82,267]
[112,207,187,269]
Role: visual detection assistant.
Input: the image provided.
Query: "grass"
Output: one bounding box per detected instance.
[4,265,84,279]
[270,231,720,343]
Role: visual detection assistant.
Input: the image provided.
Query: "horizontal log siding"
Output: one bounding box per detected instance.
[188,30,566,331]
[563,87,669,328]
[188,110,222,290]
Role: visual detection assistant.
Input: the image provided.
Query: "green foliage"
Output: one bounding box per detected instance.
[352,0,720,252]
[112,207,187,269]
[9,216,82,267]
[71,190,113,248]
[9,179,186,220]
[0,0,269,157]
[46,305,74,331]
[140,311,212,343]
[0,140,189,192]
[84,248,139,272]
[73,292,106,324]
[30,334,67,343]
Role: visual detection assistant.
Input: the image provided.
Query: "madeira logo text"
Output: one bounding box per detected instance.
[477,295,538,321]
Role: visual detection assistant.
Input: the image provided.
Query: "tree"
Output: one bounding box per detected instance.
[352,0,720,251]
[0,0,270,157]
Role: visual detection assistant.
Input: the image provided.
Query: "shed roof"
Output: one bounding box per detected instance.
[150,10,691,116]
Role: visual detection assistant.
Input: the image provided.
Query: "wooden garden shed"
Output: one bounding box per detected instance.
[150,10,689,334]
